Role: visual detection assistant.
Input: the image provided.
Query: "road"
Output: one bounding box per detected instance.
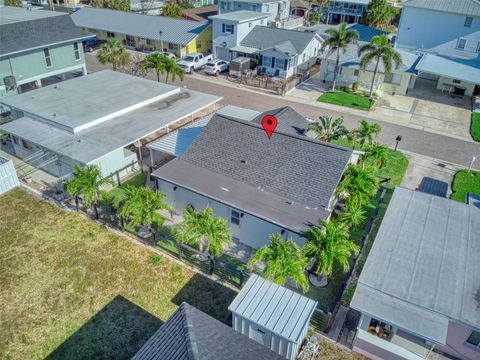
[86,55,480,169]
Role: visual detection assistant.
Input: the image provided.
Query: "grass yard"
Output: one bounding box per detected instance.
[109,171,148,198]
[450,169,480,203]
[0,188,236,360]
[470,112,480,142]
[318,91,373,111]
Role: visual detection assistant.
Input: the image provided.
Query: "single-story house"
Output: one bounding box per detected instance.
[71,7,212,58]
[0,70,221,180]
[351,187,480,360]
[232,26,323,78]
[131,302,285,360]
[151,108,356,250]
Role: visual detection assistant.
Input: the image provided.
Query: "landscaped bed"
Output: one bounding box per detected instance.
[109,171,148,198]
[451,169,480,203]
[0,188,236,360]
[470,112,480,142]
[318,91,373,111]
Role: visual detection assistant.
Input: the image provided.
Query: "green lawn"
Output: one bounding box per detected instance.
[451,169,480,203]
[318,91,373,111]
[0,188,236,360]
[471,112,480,142]
[109,172,147,198]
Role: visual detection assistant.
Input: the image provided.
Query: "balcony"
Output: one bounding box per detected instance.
[328,5,364,16]
[272,15,304,29]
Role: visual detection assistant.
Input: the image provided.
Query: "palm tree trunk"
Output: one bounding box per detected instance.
[165,72,169,84]
[332,51,340,92]
[369,58,380,99]
[93,203,99,220]
[74,196,79,211]
[156,71,160,82]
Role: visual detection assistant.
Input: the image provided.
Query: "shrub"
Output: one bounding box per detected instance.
[471,112,480,142]
[149,254,162,266]
[351,82,359,92]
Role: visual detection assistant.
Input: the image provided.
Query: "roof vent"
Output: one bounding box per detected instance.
[240,160,247,164]
[286,201,293,205]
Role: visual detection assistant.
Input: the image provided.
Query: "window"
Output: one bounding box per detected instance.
[168,43,178,51]
[465,16,473,27]
[466,331,480,348]
[73,42,81,60]
[106,32,115,38]
[196,39,202,48]
[457,38,467,50]
[12,135,18,145]
[265,4,269,11]
[274,57,284,70]
[453,79,461,84]
[353,69,360,76]
[22,139,33,150]
[230,209,241,225]
[43,48,52,68]
[262,56,272,67]
[222,24,234,34]
[384,73,402,85]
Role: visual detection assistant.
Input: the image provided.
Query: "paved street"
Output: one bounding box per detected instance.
[86,55,480,169]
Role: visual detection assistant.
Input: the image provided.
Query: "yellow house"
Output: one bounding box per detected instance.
[71,7,212,58]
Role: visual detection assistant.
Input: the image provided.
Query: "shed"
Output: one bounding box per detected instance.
[229,57,252,77]
[228,274,317,360]
[0,156,19,195]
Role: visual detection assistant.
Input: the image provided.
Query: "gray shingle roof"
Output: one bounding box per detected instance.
[351,187,480,344]
[252,106,310,135]
[131,302,284,360]
[0,11,92,57]
[71,7,209,46]
[403,0,480,16]
[240,26,319,55]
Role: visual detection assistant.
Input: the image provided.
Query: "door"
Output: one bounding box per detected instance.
[216,47,231,61]
[229,208,241,240]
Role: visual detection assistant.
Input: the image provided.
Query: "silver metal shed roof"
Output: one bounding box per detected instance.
[403,0,480,16]
[415,54,480,84]
[229,274,317,343]
[351,187,480,345]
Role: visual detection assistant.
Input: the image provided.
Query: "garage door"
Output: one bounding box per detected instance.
[215,47,231,61]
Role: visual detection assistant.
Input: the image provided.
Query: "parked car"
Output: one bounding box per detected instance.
[150,50,176,59]
[417,177,448,198]
[177,53,213,74]
[82,39,105,52]
[204,59,229,76]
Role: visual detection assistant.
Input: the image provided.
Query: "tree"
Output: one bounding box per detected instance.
[339,199,366,228]
[359,35,402,98]
[162,1,183,18]
[310,12,320,26]
[141,52,167,82]
[364,142,389,168]
[178,0,194,9]
[65,165,114,219]
[303,220,358,278]
[97,39,130,71]
[174,206,232,258]
[163,57,185,83]
[321,22,359,91]
[362,0,396,29]
[105,0,131,11]
[90,0,105,7]
[5,0,22,7]
[248,234,309,293]
[308,115,348,142]
[351,120,381,146]
[114,186,173,238]
[336,164,379,205]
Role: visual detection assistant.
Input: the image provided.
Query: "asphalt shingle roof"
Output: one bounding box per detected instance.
[71,7,209,46]
[240,26,319,55]
[251,106,310,135]
[403,0,480,16]
[131,302,284,360]
[0,10,92,57]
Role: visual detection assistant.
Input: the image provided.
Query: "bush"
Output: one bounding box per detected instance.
[149,254,162,266]
[351,82,359,92]
[471,112,480,142]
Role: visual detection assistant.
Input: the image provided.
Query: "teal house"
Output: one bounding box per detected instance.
[0,6,93,100]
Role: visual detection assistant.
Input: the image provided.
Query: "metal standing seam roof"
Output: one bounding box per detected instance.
[71,7,209,46]
[229,274,317,343]
[209,10,270,22]
[351,187,480,345]
[403,0,480,16]
[415,53,480,84]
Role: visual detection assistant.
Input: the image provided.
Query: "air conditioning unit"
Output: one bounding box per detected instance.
[3,76,17,91]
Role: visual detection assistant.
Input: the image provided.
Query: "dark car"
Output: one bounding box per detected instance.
[417,177,449,198]
[82,39,104,52]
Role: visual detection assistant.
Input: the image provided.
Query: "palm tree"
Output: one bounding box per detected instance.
[340,199,366,228]
[248,234,309,293]
[65,164,114,219]
[162,0,183,17]
[364,142,389,168]
[359,35,402,99]
[174,206,232,258]
[308,115,348,142]
[114,186,173,239]
[141,52,167,82]
[351,120,381,146]
[322,22,359,91]
[164,57,185,83]
[336,164,379,206]
[303,220,358,278]
[97,39,130,71]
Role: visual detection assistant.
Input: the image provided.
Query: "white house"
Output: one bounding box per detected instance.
[322,0,370,25]
[395,0,480,96]
[151,107,356,251]
[210,11,270,60]
[218,0,290,22]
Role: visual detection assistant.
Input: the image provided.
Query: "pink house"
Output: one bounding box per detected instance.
[350,187,480,360]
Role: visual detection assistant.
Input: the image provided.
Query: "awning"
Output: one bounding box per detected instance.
[415,54,480,84]
[230,45,259,54]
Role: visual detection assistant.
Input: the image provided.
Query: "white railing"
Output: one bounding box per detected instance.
[274,15,304,29]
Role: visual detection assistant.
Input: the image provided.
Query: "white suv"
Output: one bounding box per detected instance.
[204,59,229,76]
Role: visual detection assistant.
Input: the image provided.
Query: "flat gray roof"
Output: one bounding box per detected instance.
[416,54,480,85]
[0,71,222,165]
[209,10,270,22]
[351,187,480,344]
[0,6,63,25]
[229,274,317,343]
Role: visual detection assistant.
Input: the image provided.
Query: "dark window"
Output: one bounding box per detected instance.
[107,32,115,38]
[43,48,52,67]
[12,135,18,144]
[354,69,360,76]
[466,331,480,347]
[453,79,461,84]
[73,42,81,60]
[22,139,33,150]
[457,38,467,50]
[230,209,240,225]
[465,16,473,27]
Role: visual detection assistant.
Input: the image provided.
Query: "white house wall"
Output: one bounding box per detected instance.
[90,147,138,179]
[157,179,304,249]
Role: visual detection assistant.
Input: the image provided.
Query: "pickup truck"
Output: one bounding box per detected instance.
[177,53,213,74]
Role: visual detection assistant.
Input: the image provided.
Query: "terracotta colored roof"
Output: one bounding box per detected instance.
[182,5,218,23]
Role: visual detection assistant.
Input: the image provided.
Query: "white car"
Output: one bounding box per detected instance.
[204,59,230,76]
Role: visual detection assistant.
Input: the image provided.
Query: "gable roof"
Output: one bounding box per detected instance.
[403,0,480,16]
[0,8,92,57]
[351,187,480,344]
[152,113,352,232]
[251,106,310,135]
[182,5,218,23]
[240,26,319,55]
[131,302,284,360]
[71,7,209,46]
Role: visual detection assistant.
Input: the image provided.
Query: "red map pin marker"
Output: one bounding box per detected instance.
[261,115,278,139]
